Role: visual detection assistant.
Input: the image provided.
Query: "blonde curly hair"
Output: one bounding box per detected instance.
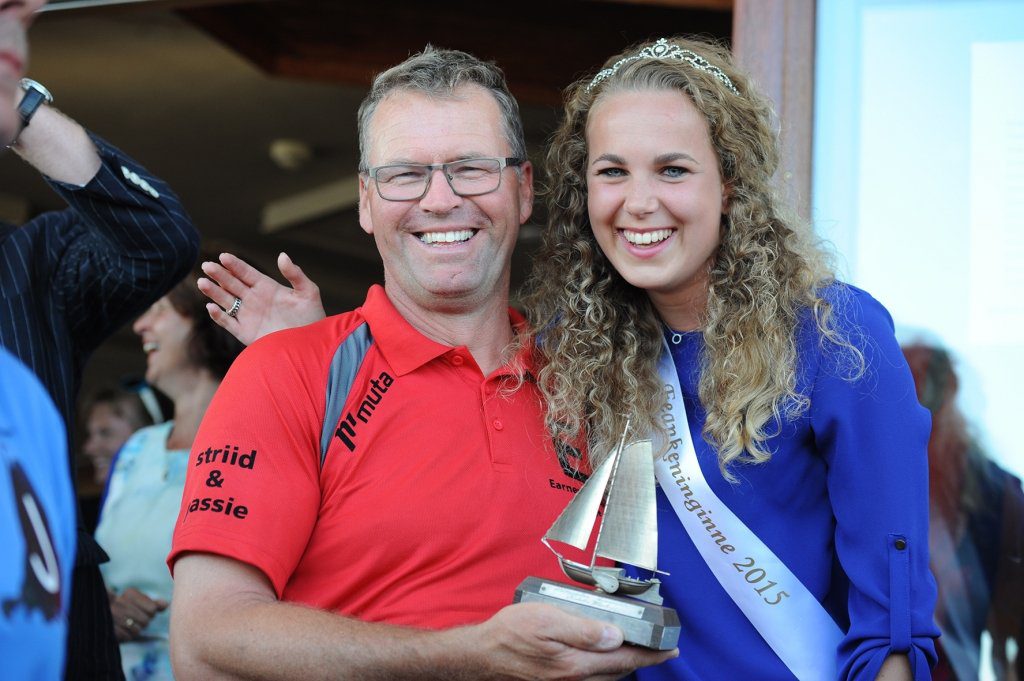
[522,36,861,478]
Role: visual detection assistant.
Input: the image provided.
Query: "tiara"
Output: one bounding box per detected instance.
[585,39,740,96]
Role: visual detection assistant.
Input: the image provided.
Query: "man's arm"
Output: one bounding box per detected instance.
[10,86,199,350]
[11,98,101,185]
[171,553,676,681]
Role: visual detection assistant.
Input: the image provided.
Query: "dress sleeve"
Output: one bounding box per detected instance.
[45,132,200,350]
[809,286,940,680]
[167,331,325,598]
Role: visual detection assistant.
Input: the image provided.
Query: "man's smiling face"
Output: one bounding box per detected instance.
[358,84,533,315]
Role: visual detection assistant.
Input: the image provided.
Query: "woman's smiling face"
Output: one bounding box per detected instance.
[585,88,727,324]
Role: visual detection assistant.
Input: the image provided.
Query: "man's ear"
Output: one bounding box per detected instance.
[358,175,374,235]
[518,161,534,225]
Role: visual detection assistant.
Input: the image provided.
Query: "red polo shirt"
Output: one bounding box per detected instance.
[169,286,591,628]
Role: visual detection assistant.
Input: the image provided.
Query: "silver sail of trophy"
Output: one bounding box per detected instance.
[541,434,665,600]
[516,422,680,650]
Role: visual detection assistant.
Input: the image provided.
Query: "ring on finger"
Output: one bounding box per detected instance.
[125,617,135,628]
[227,297,242,318]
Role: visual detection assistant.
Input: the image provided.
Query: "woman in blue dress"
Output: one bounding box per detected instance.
[522,36,939,680]
[94,260,243,680]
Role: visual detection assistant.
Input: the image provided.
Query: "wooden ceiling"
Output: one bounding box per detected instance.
[180,0,733,106]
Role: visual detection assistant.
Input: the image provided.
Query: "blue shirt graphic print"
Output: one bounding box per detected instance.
[0,348,76,679]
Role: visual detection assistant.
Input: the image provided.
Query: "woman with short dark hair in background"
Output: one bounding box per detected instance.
[94,258,243,680]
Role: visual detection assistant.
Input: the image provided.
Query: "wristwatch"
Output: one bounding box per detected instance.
[11,78,53,145]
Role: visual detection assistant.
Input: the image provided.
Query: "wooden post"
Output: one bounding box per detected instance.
[731,0,816,220]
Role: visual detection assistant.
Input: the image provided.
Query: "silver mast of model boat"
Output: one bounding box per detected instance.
[541,420,665,600]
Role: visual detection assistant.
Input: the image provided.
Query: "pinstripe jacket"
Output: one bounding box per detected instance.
[0,133,199,564]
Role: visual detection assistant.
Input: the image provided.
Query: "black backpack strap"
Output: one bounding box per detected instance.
[320,322,373,466]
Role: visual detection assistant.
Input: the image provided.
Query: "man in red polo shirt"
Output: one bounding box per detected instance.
[168,47,675,679]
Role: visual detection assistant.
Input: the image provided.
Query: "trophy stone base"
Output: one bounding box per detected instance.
[514,576,680,651]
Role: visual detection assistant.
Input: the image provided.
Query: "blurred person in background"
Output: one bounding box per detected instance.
[95,260,242,680]
[903,343,1024,681]
[78,384,169,534]
[82,386,160,488]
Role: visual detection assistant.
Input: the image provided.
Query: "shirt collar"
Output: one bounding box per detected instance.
[359,285,537,378]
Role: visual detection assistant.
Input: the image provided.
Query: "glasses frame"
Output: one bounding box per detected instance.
[364,157,524,202]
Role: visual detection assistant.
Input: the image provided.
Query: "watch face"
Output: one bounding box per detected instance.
[19,79,52,104]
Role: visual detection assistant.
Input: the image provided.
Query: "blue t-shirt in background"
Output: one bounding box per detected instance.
[0,348,76,679]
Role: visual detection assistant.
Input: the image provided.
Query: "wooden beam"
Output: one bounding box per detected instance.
[182,0,732,106]
[590,0,731,9]
[732,0,815,220]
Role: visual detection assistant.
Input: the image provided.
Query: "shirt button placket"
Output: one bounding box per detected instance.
[482,380,511,470]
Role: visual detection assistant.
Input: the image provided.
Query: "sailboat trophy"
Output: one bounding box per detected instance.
[514,426,680,650]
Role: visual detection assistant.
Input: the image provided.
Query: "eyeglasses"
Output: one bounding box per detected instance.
[364,157,523,202]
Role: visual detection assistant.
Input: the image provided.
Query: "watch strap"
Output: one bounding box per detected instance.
[10,79,53,146]
[17,86,47,130]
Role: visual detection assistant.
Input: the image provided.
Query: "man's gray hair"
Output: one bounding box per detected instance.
[357,45,527,171]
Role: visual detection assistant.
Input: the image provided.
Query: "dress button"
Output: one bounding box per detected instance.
[493,419,504,431]
[451,355,464,366]
[894,538,907,550]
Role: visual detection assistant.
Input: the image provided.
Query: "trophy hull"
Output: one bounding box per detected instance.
[513,576,680,651]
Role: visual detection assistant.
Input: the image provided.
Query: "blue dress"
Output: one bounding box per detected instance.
[0,348,76,679]
[96,422,188,680]
[630,285,939,680]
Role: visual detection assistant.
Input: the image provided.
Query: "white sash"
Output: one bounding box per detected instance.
[653,338,843,681]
